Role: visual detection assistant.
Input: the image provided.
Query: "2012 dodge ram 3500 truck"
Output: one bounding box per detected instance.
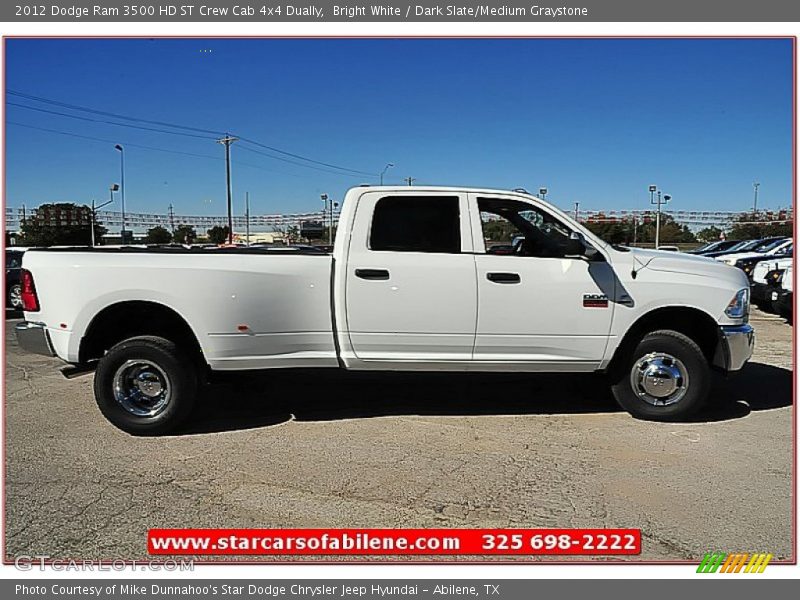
[15,186,754,434]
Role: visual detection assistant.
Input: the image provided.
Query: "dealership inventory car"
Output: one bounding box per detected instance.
[774,264,793,323]
[751,256,793,309]
[15,186,754,433]
[5,248,26,309]
[687,239,740,255]
[716,238,792,270]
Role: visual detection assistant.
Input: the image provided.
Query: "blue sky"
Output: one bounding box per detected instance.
[4,38,793,217]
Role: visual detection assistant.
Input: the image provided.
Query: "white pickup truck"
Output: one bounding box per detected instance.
[16,186,754,434]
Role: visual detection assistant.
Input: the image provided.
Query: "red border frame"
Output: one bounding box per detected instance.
[0,34,796,568]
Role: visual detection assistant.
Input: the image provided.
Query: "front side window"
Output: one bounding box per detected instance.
[370,196,461,253]
[479,197,574,258]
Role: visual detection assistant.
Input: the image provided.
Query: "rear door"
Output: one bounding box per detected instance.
[344,191,477,362]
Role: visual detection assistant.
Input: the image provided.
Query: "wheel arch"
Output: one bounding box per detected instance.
[79,300,206,368]
[606,305,721,376]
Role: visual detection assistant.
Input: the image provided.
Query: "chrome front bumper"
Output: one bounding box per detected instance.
[15,321,55,357]
[713,324,755,372]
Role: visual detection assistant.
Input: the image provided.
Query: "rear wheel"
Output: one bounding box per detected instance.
[7,283,22,309]
[94,336,197,435]
[611,330,711,421]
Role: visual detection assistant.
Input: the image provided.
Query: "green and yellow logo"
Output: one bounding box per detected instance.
[697,552,772,573]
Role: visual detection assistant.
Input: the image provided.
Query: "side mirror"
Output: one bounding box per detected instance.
[564,231,586,256]
[565,231,598,259]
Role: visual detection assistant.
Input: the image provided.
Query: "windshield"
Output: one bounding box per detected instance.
[755,238,788,253]
[729,240,759,252]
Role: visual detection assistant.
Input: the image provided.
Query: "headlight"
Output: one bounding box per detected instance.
[724,258,739,266]
[725,288,750,319]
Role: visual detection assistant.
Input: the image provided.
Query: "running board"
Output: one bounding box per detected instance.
[60,364,96,379]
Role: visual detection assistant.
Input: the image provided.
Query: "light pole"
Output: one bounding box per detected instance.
[380,163,394,185]
[753,182,760,213]
[649,185,671,249]
[90,195,115,247]
[245,192,251,247]
[114,145,126,243]
[321,194,330,244]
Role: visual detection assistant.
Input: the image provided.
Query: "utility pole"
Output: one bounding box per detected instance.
[168,203,175,233]
[753,182,760,213]
[404,176,415,186]
[90,200,96,247]
[216,134,238,244]
[329,197,334,245]
[114,145,126,243]
[245,192,251,247]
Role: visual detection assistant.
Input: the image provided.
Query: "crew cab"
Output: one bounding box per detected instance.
[15,186,754,434]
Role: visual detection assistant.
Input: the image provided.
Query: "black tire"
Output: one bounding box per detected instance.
[93,336,197,435]
[611,330,711,421]
[7,283,22,309]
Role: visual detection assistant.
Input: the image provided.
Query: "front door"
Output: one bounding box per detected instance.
[470,194,615,370]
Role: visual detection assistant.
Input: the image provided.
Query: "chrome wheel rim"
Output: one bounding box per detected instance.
[629,352,689,406]
[112,359,171,417]
[9,284,22,308]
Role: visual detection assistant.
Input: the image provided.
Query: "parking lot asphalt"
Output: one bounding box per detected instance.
[3,308,793,563]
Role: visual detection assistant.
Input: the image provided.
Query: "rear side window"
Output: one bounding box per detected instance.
[6,252,22,269]
[369,196,461,253]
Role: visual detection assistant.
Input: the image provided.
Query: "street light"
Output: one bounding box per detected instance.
[114,144,126,243]
[753,182,760,213]
[380,163,394,185]
[91,193,116,247]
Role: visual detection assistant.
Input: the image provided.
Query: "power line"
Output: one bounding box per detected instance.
[237,144,371,179]
[7,101,217,140]
[237,136,375,176]
[7,89,379,178]
[7,89,225,136]
[6,120,313,179]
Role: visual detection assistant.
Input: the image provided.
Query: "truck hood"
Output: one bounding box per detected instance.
[623,247,747,286]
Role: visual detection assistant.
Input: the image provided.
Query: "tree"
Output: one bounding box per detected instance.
[728,211,792,240]
[482,219,518,243]
[19,203,107,247]
[696,226,725,242]
[584,219,634,245]
[285,225,300,243]
[173,224,197,244]
[207,225,230,244]
[144,226,173,244]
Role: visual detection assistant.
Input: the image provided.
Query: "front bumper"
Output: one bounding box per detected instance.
[713,324,755,372]
[15,321,55,357]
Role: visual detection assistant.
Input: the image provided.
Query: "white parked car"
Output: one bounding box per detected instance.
[16,186,754,434]
[751,256,794,308]
[716,238,792,266]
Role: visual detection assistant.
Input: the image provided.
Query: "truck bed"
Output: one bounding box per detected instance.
[23,248,338,370]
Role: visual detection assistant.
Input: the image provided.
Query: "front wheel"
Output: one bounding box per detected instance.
[94,336,197,435]
[611,330,711,421]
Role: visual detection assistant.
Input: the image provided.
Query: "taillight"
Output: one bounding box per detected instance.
[20,269,39,312]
